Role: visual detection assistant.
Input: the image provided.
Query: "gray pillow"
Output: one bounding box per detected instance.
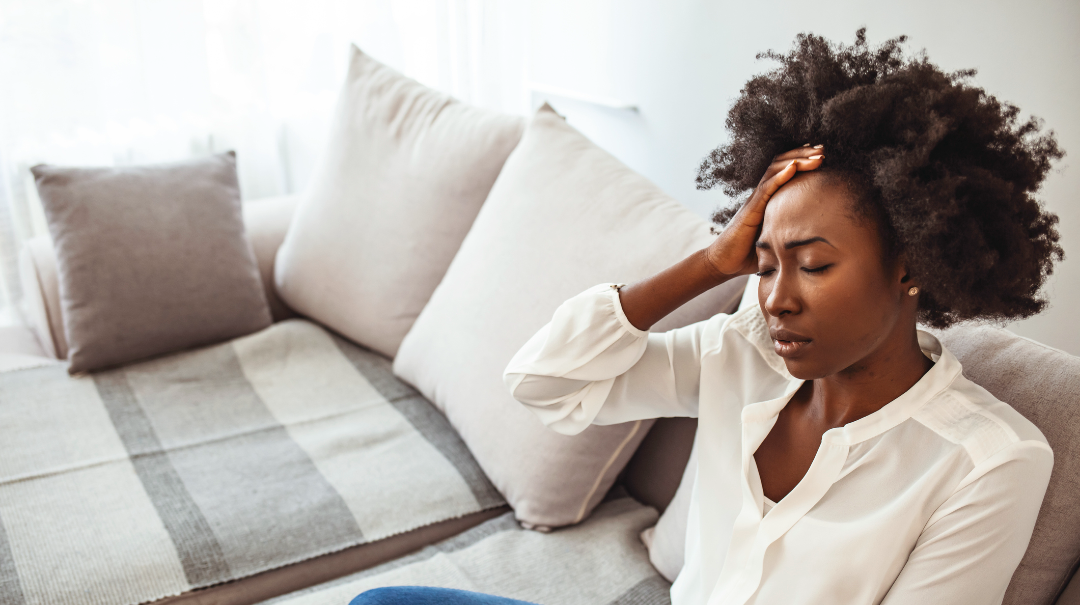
[31,151,272,373]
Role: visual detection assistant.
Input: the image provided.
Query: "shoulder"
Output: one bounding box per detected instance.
[912,346,1052,472]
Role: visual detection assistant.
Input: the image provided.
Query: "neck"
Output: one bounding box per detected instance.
[806,325,934,427]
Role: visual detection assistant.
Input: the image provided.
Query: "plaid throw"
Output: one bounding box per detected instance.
[0,320,504,605]
[262,492,671,605]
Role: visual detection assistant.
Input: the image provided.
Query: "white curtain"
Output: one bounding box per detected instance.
[0,0,530,325]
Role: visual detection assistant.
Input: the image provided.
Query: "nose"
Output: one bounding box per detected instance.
[761,268,801,318]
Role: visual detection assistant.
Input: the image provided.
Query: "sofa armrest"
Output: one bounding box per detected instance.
[0,324,58,371]
[19,237,64,359]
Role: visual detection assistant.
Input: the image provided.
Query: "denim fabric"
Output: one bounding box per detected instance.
[350,586,541,605]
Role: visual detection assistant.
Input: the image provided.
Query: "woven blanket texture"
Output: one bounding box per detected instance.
[261,494,671,605]
[0,319,504,605]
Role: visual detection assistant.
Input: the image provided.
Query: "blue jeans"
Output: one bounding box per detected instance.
[350,586,540,605]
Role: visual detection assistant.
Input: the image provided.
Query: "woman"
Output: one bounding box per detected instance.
[353,29,1062,605]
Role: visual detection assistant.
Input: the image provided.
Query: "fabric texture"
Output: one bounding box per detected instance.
[261,493,671,605]
[30,152,272,373]
[274,44,525,358]
[0,319,504,605]
[393,103,746,529]
[930,325,1080,605]
[505,285,1052,605]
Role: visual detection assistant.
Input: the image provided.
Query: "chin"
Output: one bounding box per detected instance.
[781,358,831,381]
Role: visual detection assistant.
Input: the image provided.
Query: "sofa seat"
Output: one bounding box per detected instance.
[259,490,670,605]
[0,319,506,605]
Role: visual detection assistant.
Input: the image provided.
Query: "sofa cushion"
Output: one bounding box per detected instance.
[642,324,1080,605]
[0,319,504,605]
[393,103,747,529]
[31,151,272,373]
[639,433,698,583]
[274,44,525,358]
[260,492,670,605]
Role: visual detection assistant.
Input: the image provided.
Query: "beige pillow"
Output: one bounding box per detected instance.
[31,151,272,373]
[393,104,747,529]
[642,325,1080,604]
[274,45,525,358]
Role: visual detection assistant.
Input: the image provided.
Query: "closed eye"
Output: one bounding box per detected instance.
[802,264,833,274]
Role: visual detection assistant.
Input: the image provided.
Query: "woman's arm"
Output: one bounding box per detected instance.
[504,146,824,434]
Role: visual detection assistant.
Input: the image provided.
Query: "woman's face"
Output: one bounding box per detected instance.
[755,172,909,380]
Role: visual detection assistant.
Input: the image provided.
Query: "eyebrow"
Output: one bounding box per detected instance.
[755,236,835,250]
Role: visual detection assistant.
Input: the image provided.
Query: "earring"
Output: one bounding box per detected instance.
[908,286,920,296]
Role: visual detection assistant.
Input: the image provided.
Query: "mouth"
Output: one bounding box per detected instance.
[770,327,812,358]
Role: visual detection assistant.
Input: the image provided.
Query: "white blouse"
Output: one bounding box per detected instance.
[504,284,1053,605]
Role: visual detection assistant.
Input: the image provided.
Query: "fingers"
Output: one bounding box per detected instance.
[792,155,824,171]
[760,147,824,183]
[760,160,799,198]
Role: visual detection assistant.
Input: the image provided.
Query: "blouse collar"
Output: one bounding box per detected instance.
[730,305,964,446]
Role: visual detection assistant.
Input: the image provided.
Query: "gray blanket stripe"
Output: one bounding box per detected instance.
[93,371,232,587]
[605,576,672,605]
[123,343,366,580]
[331,335,505,508]
[0,511,25,605]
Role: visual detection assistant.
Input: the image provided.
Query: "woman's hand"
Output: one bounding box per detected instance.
[616,145,823,331]
[704,146,825,278]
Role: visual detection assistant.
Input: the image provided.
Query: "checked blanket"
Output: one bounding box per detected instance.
[0,320,505,605]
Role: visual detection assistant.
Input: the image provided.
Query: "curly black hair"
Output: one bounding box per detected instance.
[697,28,1065,328]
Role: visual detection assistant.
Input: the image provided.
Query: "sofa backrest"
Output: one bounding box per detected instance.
[19,194,302,360]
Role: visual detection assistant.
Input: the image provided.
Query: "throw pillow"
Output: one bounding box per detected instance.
[274,45,525,358]
[31,151,271,373]
[393,104,748,529]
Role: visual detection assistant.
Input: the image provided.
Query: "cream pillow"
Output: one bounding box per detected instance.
[393,104,747,529]
[274,45,525,358]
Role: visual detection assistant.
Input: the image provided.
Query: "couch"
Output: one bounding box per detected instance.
[2,46,1078,605]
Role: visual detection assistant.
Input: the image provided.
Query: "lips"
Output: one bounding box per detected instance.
[770,327,812,358]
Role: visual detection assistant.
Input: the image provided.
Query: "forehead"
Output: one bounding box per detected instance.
[758,172,869,247]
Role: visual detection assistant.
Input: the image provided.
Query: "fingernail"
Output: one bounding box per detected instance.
[809,155,823,159]
[802,143,810,147]
[813,145,823,149]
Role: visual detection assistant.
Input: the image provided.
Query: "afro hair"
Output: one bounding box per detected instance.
[697,28,1065,328]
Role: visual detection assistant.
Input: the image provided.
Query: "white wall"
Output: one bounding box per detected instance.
[526,0,1080,354]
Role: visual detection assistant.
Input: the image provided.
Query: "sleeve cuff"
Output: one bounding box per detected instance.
[607,284,649,339]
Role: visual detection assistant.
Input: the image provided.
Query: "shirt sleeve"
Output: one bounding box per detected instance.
[503,283,713,435]
[880,441,1054,605]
